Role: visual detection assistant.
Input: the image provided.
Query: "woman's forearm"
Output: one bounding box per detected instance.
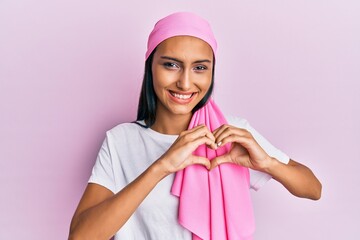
[69,125,216,240]
[69,163,167,240]
[265,158,322,200]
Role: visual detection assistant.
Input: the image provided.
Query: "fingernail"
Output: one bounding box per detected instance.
[217,141,222,147]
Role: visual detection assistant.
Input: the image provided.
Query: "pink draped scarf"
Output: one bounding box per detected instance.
[171,99,255,240]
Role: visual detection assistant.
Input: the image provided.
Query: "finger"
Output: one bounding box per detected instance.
[213,124,243,146]
[218,134,251,149]
[212,124,229,139]
[186,124,206,134]
[183,126,217,147]
[206,141,218,150]
[179,124,204,138]
[214,125,232,147]
[205,130,216,142]
[182,125,207,139]
[216,127,250,147]
[190,136,218,150]
[209,154,231,171]
[189,156,211,170]
[194,125,216,142]
[205,131,217,149]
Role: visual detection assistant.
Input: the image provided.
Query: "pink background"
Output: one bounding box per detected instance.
[1,0,359,239]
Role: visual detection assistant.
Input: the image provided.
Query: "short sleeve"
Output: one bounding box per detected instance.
[226,116,290,191]
[88,133,117,193]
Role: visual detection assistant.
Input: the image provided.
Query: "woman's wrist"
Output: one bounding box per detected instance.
[259,156,282,175]
[149,157,171,181]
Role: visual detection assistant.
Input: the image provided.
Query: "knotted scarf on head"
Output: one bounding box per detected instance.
[146,12,255,240]
[171,99,255,240]
[145,12,217,59]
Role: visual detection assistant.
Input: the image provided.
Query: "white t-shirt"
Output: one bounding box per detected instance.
[89,116,289,240]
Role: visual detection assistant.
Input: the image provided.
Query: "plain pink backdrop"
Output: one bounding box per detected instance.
[1,0,359,239]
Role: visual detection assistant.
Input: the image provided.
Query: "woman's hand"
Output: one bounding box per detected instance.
[210,124,273,171]
[156,124,218,175]
[210,124,322,200]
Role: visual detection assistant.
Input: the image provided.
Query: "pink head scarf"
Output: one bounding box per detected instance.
[145,12,217,59]
[146,12,255,240]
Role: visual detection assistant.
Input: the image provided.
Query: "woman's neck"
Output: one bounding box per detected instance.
[151,112,192,135]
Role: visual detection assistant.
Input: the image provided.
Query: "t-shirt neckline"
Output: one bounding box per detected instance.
[136,120,179,142]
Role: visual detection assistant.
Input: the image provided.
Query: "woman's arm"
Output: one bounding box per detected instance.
[69,125,216,240]
[69,164,166,240]
[265,158,322,200]
[211,124,322,200]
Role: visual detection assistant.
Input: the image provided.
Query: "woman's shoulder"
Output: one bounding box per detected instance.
[225,115,251,129]
[105,121,145,138]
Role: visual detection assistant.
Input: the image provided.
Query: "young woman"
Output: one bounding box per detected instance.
[69,12,321,240]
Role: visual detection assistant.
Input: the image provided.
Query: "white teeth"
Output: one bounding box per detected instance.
[171,92,193,99]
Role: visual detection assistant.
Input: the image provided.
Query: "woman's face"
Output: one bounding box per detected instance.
[152,36,214,119]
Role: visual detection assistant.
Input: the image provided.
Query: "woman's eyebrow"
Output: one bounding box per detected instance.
[160,56,211,64]
[160,56,183,63]
[193,59,211,64]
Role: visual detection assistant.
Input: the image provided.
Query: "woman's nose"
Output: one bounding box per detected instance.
[176,70,191,90]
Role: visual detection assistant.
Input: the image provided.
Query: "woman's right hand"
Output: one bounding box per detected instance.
[156,124,218,175]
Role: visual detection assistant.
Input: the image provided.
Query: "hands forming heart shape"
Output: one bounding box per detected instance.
[158,124,274,175]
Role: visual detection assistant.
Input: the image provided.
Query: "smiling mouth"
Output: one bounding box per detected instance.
[169,90,196,100]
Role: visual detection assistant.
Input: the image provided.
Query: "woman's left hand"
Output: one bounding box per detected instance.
[210,124,273,172]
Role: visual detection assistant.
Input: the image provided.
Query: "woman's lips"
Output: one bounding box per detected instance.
[168,90,197,104]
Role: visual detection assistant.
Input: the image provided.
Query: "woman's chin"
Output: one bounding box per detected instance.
[168,105,194,116]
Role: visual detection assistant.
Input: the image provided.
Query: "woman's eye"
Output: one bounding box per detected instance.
[194,65,207,71]
[163,62,179,69]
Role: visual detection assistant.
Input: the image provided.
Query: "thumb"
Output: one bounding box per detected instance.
[209,154,231,171]
[190,156,211,170]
